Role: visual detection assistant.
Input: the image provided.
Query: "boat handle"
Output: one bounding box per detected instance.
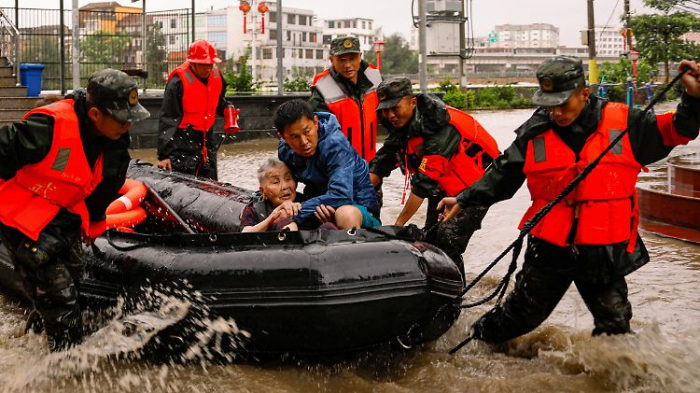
[347,228,357,236]
[209,234,218,243]
[278,232,286,241]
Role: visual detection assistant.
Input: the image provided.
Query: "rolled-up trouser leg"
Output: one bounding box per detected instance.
[471,262,572,343]
[575,277,632,336]
[434,205,488,278]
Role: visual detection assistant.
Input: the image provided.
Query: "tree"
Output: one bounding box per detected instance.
[631,1,700,83]
[223,48,258,93]
[81,30,131,65]
[146,24,168,89]
[363,33,418,75]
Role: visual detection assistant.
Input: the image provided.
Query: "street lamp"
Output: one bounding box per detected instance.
[373,40,385,71]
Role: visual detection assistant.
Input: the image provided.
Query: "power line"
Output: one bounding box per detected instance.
[599,0,622,42]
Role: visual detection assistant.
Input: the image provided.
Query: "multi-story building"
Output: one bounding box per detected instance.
[195,3,329,84]
[321,18,378,52]
[595,25,629,57]
[79,1,141,35]
[494,23,559,49]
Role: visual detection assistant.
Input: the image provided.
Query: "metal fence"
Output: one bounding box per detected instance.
[0,7,193,91]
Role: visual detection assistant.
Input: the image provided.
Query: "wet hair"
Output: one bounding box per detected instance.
[257,157,287,185]
[274,99,314,134]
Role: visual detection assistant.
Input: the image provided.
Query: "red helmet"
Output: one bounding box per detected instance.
[187,40,222,64]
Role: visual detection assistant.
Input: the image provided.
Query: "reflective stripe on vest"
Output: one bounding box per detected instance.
[0,99,104,240]
[168,62,223,132]
[312,66,381,161]
[519,102,642,248]
[406,106,500,197]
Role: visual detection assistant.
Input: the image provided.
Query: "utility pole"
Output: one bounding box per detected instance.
[276,0,283,95]
[59,0,66,95]
[587,0,598,88]
[142,0,147,94]
[72,0,79,90]
[191,0,195,43]
[459,0,466,88]
[418,0,427,92]
[624,0,633,51]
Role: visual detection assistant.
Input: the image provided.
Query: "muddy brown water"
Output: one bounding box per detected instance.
[1,105,698,392]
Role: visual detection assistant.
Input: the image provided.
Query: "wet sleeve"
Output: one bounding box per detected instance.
[239,202,261,227]
[0,115,53,180]
[455,124,531,208]
[628,92,700,166]
[411,124,461,199]
[157,76,184,160]
[368,130,403,178]
[84,134,130,222]
[308,87,330,113]
[294,141,356,225]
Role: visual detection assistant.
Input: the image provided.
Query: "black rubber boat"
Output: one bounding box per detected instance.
[0,161,464,356]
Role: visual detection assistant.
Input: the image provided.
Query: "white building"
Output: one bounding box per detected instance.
[595,25,630,57]
[321,18,378,52]
[494,23,559,49]
[194,3,329,83]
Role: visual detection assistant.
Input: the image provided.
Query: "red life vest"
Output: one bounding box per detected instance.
[167,62,223,133]
[406,106,499,197]
[519,102,642,251]
[312,65,381,162]
[0,100,104,241]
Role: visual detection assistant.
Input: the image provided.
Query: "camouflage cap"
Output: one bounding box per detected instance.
[87,68,150,124]
[330,36,361,56]
[532,56,587,107]
[376,77,414,111]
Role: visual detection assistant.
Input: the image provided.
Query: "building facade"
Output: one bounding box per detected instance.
[321,18,377,52]
[493,23,559,49]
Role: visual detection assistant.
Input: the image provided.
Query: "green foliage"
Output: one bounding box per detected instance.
[146,24,168,89]
[363,33,418,75]
[631,7,700,83]
[599,59,656,101]
[437,78,458,93]
[443,89,467,109]
[470,86,532,109]
[81,30,131,64]
[223,50,259,93]
[284,76,311,92]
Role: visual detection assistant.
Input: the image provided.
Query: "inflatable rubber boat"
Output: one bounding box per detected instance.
[0,161,463,356]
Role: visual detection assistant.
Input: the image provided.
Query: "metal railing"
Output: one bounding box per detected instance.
[0,9,20,86]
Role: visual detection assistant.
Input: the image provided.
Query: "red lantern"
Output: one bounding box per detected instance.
[239,1,251,33]
[258,2,269,34]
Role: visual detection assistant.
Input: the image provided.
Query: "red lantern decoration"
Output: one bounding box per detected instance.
[258,2,269,34]
[239,0,251,34]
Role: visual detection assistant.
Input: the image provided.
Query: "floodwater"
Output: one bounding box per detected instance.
[1,105,699,392]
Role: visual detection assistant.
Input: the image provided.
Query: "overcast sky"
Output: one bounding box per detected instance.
[4,0,654,47]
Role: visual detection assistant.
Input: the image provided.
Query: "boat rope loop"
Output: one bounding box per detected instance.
[448,67,690,354]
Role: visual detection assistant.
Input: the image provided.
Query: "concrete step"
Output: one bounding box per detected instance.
[0,97,41,109]
[0,77,19,87]
[0,86,28,97]
[0,109,30,121]
[0,66,14,77]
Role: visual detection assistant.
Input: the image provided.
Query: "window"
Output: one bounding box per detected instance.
[323,34,332,44]
[306,49,313,59]
[312,33,317,43]
[316,49,324,59]
[328,21,335,28]
[208,15,226,26]
[298,49,303,58]
[208,32,226,43]
[169,35,176,45]
[287,13,295,24]
[362,21,366,29]
[269,29,277,40]
[287,30,291,41]
[302,32,307,42]
[368,22,372,30]
[263,48,273,59]
[269,11,276,22]
[352,21,356,28]
[299,15,307,25]
[170,19,177,29]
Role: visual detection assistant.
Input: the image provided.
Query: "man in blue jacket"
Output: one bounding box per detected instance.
[276,100,380,230]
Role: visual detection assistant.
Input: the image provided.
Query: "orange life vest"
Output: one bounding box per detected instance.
[406,106,499,197]
[167,62,223,133]
[519,102,642,251]
[0,100,104,241]
[312,65,381,162]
